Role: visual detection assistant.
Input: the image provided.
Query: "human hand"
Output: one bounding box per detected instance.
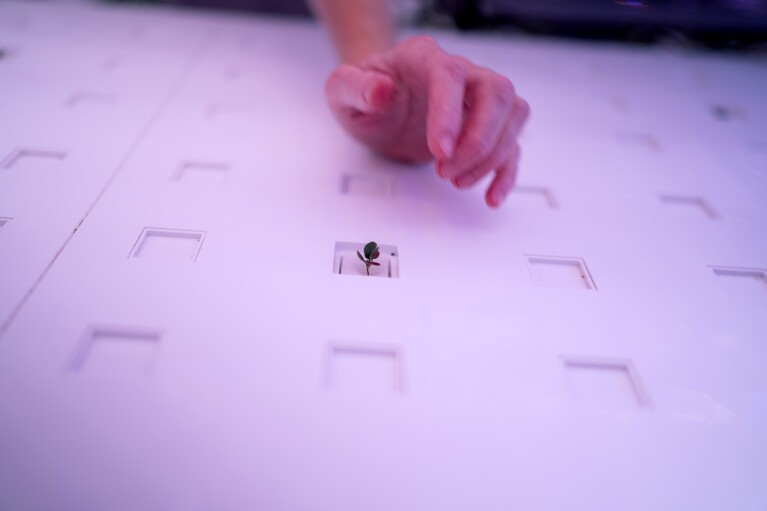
[325,35,529,208]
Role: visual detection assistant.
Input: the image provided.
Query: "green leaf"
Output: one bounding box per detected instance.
[372,249,380,260]
[356,251,366,263]
[363,241,378,260]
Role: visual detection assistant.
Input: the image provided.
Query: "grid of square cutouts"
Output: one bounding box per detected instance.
[7,19,759,428]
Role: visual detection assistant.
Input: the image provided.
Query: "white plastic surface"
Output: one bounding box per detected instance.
[1,1,766,510]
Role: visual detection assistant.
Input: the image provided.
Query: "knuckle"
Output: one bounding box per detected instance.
[441,56,466,82]
[493,76,516,105]
[464,133,493,158]
[408,34,437,51]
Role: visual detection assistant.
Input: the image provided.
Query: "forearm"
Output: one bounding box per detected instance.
[309,0,395,63]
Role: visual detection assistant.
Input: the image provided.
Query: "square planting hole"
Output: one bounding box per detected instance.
[0,148,66,170]
[334,241,399,278]
[563,357,649,412]
[513,186,559,209]
[130,228,205,262]
[659,195,719,220]
[65,91,115,108]
[711,266,767,300]
[70,325,162,376]
[0,218,10,230]
[172,161,230,184]
[340,173,395,198]
[324,341,405,394]
[525,255,596,290]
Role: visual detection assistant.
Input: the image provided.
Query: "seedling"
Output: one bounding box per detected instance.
[357,241,381,276]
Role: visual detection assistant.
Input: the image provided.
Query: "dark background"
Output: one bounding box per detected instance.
[105,0,767,49]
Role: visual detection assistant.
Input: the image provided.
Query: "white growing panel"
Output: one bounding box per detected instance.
[0,2,766,511]
[0,0,208,332]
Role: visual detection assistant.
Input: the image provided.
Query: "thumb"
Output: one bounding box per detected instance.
[325,64,396,115]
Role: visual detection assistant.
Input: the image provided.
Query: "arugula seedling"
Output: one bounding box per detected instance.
[357,241,381,276]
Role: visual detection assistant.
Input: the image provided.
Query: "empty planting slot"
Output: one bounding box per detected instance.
[333,241,399,278]
[711,266,767,300]
[1,148,66,170]
[0,217,10,230]
[615,131,663,152]
[340,173,395,198]
[130,228,205,262]
[172,161,230,184]
[526,255,596,290]
[513,186,559,209]
[70,325,162,376]
[563,357,649,411]
[65,91,115,108]
[659,195,719,220]
[325,341,405,394]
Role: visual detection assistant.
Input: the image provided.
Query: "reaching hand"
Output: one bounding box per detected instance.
[325,35,530,208]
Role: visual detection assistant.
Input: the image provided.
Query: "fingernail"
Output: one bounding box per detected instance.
[492,190,506,206]
[439,134,454,159]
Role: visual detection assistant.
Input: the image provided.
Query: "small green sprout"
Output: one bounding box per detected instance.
[357,241,381,276]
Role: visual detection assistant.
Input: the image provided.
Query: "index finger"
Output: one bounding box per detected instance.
[425,54,467,162]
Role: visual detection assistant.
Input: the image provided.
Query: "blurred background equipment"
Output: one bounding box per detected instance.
[436,0,767,47]
[102,0,767,49]
[108,0,767,47]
